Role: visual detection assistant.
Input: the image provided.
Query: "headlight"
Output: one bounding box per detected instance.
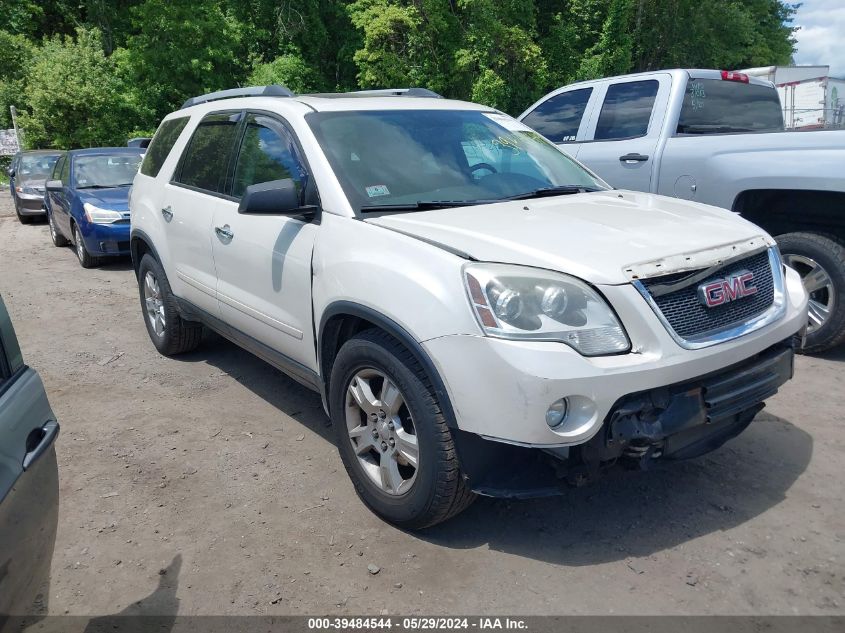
[83,203,123,224]
[463,263,630,356]
[20,186,39,195]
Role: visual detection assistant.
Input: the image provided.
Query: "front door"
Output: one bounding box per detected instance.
[0,295,59,618]
[211,112,318,369]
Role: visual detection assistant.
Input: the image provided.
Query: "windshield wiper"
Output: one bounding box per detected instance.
[504,185,602,201]
[360,200,489,213]
[76,184,119,189]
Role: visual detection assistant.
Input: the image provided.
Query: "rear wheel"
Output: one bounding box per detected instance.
[329,330,475,529]
[73,223,99,268]
[48,211,68,246]
[137,254,202,356]
[777,232,845,353]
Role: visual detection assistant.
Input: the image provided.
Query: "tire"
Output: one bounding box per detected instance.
[777,232,845,354]
[14,197,32,224]
[329,329,475,529]
[137,254,203,356]
[72,223,100,268]
[48,211,68,246]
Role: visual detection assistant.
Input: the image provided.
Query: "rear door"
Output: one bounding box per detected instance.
[574,74,672,192]
[0,295,59,618]
[164,111,243,315]
[519,85,598,159]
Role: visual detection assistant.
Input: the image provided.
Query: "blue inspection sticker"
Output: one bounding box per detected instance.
[366,184,390,197]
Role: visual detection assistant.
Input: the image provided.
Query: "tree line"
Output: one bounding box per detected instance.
[0,0,797,150]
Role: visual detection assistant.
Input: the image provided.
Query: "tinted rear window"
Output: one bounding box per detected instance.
[175,112,241,193]
[594,80,659,140]
[522,88,592,143]
[140,117,189,177]
[677,78,784,134]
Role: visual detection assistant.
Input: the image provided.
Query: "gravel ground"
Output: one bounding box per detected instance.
[0,193,843,617]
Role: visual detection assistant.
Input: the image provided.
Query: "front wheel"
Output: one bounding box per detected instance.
[14,197,32,224]
[73,223,99,268]
[777,232,845,353]
[329,330,475,529]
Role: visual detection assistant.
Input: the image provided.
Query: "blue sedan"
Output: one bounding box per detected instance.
[44,148,143,268]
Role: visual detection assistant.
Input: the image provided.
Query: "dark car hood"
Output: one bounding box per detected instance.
[77,187,131,210]
[19,178,47,192]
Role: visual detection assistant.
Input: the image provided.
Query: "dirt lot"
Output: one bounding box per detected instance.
[0,193,843,617]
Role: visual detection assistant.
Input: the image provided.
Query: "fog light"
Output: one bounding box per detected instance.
[545,397,569,429]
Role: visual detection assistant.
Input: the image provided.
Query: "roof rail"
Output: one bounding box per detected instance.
[304,87,444,99]
[180,85,294,109]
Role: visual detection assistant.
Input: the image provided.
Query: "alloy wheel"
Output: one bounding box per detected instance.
[143,271,166,337]
[783,253,836,334]
[344,368,419,495]
[74,226,85,261]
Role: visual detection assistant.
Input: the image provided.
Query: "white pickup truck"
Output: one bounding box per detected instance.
[520,68,845,352]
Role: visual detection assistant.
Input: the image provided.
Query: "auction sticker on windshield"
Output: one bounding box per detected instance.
[366,184,391,197]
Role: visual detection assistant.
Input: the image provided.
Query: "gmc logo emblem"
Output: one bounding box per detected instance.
[698,270,757,308]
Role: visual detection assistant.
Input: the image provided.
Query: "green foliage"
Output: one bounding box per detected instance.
[248,54,323,93]
[2,0,799,149]
[18,28,139,149]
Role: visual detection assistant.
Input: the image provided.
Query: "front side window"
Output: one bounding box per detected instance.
[307,109,605,213]
[594,80,659,141]
[73,154,142,189]
[521,88,593,143]
[141,116,190,177]
[18,153,61,180]
[677,78,784,134]
[176,112,241,194]
[52,155,66,181]
[232,114,308,199]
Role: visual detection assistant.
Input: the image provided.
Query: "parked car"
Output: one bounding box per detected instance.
[6,150,63,224]
[519,68,845,353]
[0,294,60,618]
[44,148,143,268]
[130,85,808,528]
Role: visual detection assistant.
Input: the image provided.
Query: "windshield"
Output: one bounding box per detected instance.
[19,154,61,180]
[307,109,606,212]
[73,154,142,188]
[677,78,784,134]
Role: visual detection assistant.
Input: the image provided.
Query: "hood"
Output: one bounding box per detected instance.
[365,190,771,285]
[18,178,46,192]
[78,187,131,210]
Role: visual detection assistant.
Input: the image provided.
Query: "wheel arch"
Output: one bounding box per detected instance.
[318,301,457,427]
[733,189,845,241]
[130,229,162,279]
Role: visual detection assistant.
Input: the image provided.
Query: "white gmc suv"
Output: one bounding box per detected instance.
[130,85,809,528]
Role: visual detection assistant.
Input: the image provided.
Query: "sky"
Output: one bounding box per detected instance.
[792,0,845,77]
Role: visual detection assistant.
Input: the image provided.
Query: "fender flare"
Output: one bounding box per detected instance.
[130,228,163,276]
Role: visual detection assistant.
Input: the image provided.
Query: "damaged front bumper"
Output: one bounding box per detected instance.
[453,337,796,498]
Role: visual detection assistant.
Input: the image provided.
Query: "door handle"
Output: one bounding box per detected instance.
[619,153,649,163]
[215,225,234,240]
[161,206,173,220]
[22,420,59,471]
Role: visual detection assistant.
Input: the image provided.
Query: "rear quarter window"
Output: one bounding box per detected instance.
[140,117,190,177]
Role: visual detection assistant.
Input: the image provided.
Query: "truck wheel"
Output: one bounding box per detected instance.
[329,330,475,529]
[777,232,845,353]
[137,254,203,356]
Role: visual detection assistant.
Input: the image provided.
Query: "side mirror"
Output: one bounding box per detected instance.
[6,168,14,178]
[238,179,309,216]
[45,179,63,191]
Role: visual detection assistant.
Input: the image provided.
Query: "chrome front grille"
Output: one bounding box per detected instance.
[635,248,781,346]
